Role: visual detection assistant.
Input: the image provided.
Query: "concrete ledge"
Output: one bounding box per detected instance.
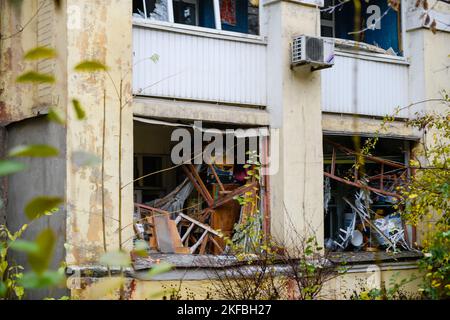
[322,113,422,140]
[133,97,270,126]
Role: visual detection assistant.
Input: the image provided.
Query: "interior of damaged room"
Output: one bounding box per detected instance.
[132,119,270,257]
[323,135,418,254]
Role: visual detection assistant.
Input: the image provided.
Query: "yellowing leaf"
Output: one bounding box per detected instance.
[74,60,108,72]
[24,47,57,60]
[8,144,59,158]
[72,99,86,120]
[28,229,56,274]
[24,196,63,221]
[16,71,55,84]
[47,108,66,125]
[150,54,160,63]
[148,262,173,278]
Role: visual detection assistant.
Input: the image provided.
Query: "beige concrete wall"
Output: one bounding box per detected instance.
[265,1,324,248]
[1,0,40,123]
[71,264,422,300]
[407,2,450,245]
[64,0,134,264]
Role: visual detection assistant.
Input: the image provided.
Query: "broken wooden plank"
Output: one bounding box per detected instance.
[181,223,195,243]
[199,234,209,255]
[208,164,229,194]
[191,230,209,254]
[178,213,221,237]
[213,181,258,208]
[153,214,176,253]
[182,165,214,207]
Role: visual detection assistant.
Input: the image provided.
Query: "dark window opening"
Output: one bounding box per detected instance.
[133,120,269,256]
[323,136,414,253]
[133,0,260,35]
[321,0,402,55]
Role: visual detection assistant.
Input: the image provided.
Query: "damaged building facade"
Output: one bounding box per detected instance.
[0,0,449,299]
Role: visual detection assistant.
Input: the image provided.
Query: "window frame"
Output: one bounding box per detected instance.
[133,0,263,39]
[320,0,408,59]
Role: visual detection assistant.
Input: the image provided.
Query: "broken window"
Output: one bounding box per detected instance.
[323,136,414,253]
[133,0,260,35]
[133,119,269,256]
[133,0,170,22]
[321,0,402,55]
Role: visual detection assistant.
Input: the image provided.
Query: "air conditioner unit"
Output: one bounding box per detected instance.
[292,35,335,71]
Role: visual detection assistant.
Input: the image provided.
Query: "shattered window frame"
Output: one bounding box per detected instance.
[133,0,261,36]
[320,0,404,56]
[132,121,270,258]
[323,136,416,254]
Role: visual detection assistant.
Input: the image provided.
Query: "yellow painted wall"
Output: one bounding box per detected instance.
[70,265,422,300]
[64,0,134,264]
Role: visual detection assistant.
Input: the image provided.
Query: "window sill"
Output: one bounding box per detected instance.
[132,18,267,45]
[328,251,423,265]
[327,38,409,65]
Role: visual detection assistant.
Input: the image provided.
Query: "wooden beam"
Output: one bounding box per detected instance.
[324,172,400,198]
[213,182,258,209]
[178,213,222,237]
[208,164,226,193]
[182,165,214,207]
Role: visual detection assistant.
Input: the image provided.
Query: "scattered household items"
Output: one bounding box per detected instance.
[323,137,413,253]
[351,230,364,248]
[333,212,356,250]
[133,162,262,256]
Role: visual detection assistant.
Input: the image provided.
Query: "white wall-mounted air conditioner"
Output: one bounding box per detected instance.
[292,35,335,71]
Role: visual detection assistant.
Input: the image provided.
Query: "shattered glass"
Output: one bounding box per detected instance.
[133,0,169,22]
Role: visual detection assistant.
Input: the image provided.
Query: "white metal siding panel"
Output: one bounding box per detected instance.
[132,26,267,106]
[321,54,409,118]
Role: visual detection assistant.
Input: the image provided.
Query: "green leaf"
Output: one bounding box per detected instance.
[24,47,57,60]
[19,270,65,289]
[28,229,56,274]
[9,240,40,254]
[0,281,6,298]
[24,196,63,221]
[74,60,108,72]
[99,251,131,268]
[0,160,26,176]
[150,54,160,63]
[72,99,86,120]
[47,108,65,125]
[16,71,55,84]
[147,262,173,278]
[8,144,59,158]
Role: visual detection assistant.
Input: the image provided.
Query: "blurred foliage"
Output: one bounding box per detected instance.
[418,230,450,299]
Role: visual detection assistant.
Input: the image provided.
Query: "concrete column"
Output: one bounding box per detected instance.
[64,0,134,265]
[265,0,324,248]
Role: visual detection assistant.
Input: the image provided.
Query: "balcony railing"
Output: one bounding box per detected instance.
[321,51,410,118]
[132,23,267,107]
